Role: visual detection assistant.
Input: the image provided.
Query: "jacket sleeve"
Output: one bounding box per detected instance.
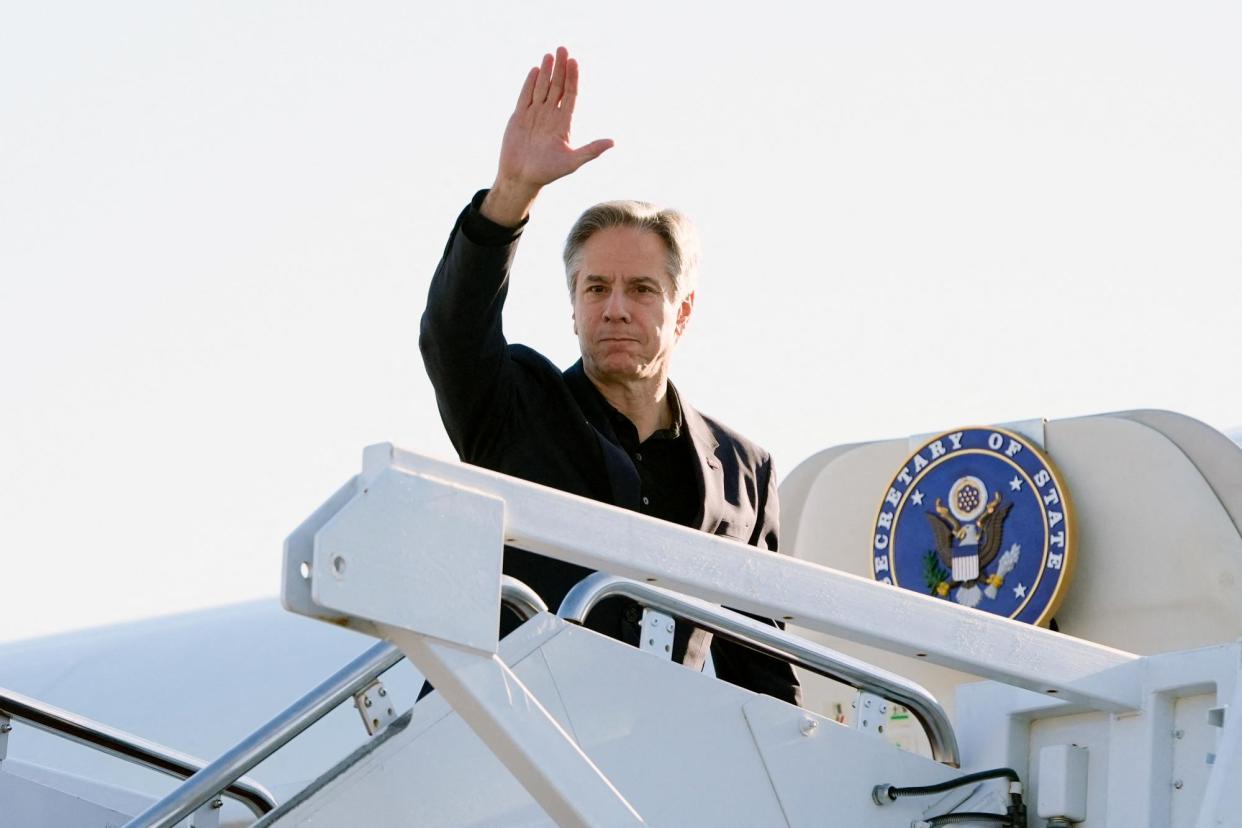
[710,456,804,706]
[419,191,525,462]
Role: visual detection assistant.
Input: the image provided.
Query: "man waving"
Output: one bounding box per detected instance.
[420,47,799,704]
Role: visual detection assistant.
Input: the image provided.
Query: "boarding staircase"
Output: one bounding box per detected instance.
[2,410,1240,827]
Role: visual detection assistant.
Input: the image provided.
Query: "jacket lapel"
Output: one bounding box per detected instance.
[680,398,723,533]
[563,361,641,510]
[678,395,724,671]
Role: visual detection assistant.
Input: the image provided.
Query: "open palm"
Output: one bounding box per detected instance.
[492,48,613,205]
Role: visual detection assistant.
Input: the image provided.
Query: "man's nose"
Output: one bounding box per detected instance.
[601,292,630,322]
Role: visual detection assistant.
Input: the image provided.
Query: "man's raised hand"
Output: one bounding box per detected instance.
[481,47,614,227]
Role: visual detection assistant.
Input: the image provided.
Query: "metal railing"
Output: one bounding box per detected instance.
[499,576,551,623]
[0,688,277,818]
[557,572,960,767]
[0,577,547,828]
[122,575,548,827]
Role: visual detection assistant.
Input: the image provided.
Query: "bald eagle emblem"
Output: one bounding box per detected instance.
[871,426,1075,625]
[924,476,1015,607]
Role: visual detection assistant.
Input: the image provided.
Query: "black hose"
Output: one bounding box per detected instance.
[926,812,1012,826]
[884,767,1021,800]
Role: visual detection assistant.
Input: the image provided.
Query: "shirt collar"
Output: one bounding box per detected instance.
[592,379,684,443]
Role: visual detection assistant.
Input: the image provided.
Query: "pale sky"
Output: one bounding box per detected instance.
[2,1,1240,643]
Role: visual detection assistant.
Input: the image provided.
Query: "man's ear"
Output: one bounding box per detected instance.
[675,291,695,336]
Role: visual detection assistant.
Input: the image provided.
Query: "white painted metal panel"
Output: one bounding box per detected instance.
[741,695,960,826]
[0,760,144,827]
[312,466,505,654]
[1171,694,1216,826]
[536,624,790,827]
[383,626,643,828]
[1196,669,1242,828]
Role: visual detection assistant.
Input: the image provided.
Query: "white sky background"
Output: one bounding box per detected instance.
[2,1,1240,643]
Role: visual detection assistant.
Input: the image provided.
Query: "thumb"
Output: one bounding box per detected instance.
[571,138,615,169]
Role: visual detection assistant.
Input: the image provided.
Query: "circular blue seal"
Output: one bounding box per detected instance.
[870,427,1075,625]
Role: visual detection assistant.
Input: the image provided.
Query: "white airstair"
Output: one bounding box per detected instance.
[2,410,1240,827]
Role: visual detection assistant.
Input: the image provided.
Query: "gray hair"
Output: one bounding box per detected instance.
[562,200,700,301]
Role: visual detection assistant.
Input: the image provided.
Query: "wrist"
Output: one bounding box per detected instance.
[481,178,540,227]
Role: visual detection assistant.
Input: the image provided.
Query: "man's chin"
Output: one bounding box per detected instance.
[586,358,654,382]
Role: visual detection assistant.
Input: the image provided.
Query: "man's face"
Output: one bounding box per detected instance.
[572,226,694,384]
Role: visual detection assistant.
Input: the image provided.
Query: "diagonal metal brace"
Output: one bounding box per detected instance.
[382,626,644,827]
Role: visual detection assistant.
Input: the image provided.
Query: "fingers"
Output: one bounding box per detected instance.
[547,46,568,104]
[514,66,538,111]
[532,52,554,106]
[561,57,580,116]
[571,138,615,170]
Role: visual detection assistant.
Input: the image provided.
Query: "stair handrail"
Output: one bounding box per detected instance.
[0,686,277,818]
[122,575,548,827]
[557,571,960,767]
[2,576,547,828]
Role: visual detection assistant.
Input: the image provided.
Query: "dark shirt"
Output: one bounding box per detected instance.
[587,381,699,531]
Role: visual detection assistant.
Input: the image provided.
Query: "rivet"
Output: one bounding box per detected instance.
[1174,779,1184,790]
[799,718,819,736]
[211,799,223,809]
[1174,729,1185,739]
[666,623,674,633]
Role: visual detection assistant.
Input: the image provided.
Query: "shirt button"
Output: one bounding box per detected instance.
[635,452,643,462]
[642,496,650,505]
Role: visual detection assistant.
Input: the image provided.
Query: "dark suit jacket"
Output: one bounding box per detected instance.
[419,194,800,704]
